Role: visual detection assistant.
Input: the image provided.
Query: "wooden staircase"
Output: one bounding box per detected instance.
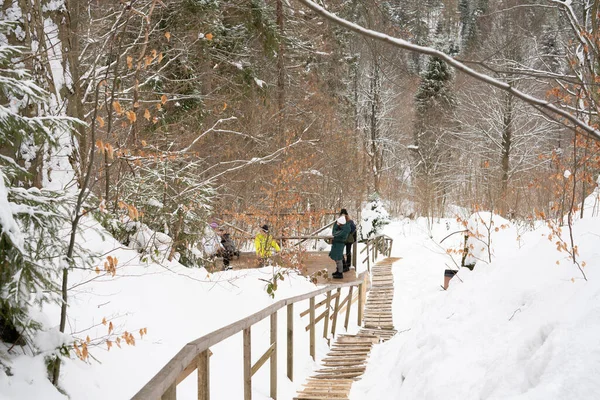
[294,258,399,400]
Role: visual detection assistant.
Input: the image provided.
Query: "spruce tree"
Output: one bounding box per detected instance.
[0,25,74,352]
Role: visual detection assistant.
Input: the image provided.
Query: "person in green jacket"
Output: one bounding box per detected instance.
[329,216,351,279]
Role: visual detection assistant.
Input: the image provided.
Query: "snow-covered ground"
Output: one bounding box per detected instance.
[0,218,363,400]
[352,208,600,399]
[3,190,600,400]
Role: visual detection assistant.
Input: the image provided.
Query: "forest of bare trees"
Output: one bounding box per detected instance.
[2,0,600,388]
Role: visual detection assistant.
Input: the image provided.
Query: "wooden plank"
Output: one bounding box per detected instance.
[162,384,176,400]
[344,286,353,331]
[287,303,293,382]
[306,307,329,331]
[251,342,275,377]
[270,312,277,400]
[197,350,209,400]
[300,292,340,317]
[330,288,341,336]
[243,328,251,400]
[309,297,315,360]
[357,282,364,327]
[323,291,331,339]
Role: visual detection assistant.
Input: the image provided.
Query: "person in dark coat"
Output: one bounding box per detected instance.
[340,209,357,272]
[329,216,351,279]
[219,229,236,271]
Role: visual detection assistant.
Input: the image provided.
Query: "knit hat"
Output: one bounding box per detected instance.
[340,208,348,216]
[337,216,346,225]
[261,224,269,232]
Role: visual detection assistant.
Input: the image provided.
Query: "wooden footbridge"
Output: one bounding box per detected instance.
[133,235,395,400]
[294,257,398,400]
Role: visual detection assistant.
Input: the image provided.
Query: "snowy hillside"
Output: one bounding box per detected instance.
[352,206,600,399]
[0,217,364,400]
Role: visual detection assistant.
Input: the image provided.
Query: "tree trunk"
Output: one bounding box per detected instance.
[500,90,513,216]
[276,0,285,138]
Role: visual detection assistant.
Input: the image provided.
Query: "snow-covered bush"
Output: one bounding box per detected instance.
[115,153,215,266]
[361,195,391,239]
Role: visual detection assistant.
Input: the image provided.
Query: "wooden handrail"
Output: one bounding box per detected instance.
[133,272,368,400]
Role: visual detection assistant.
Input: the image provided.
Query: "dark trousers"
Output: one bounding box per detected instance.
[343,243,352,269]
[223,250,232,269]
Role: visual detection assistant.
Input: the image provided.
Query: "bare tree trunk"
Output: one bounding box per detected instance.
[369,59,381,194]
[276,0,285,138]
[500,90,513,216]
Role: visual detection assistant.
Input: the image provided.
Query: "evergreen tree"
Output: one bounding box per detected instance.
[412,55,455,218]
[0,26,75,350]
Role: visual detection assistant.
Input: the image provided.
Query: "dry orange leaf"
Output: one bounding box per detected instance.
[126,56,133,69]
[109,321,114,334]
[126,110,137,124]
[102,317,107,325]
[161,94,167,104]
[97,116,105,128]
[158,52,163,63]
[144,109,151,121]
[165,31,171,41]
[113,101,123,115]
[141,140,147,146]
[205,32,213,40]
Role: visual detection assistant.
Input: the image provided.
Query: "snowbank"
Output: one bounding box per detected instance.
[352,211,600,399]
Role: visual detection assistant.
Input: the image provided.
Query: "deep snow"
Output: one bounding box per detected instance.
[2,190,600,399]
[352,207,600,399]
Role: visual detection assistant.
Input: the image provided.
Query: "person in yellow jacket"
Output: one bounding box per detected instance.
[254,224,280,260]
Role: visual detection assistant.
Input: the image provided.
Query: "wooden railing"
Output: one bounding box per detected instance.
[132,236,392,400]
[360,234,393,272]
[132,275,368,400]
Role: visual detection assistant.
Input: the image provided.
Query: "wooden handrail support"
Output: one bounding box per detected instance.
[133,272,369,400]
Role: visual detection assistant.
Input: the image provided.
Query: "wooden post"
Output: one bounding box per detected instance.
[323,291,331,339]
[352,241,357,269]
[331,288,341,336]
[358,282,364,327]
[270,312,277,400]
[162,384,176,400]
[309,296,315,360]
[243,327,251,400]
[388,238,393,257]
[366,243,370,272]
[344,286,353,331]
[287,303,293,381]
[197,350,210,400]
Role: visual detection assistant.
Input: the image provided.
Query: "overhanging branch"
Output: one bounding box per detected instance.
[296,0,600,142]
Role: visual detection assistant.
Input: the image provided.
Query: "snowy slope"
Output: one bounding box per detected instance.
[0,217,362,400]
[352,213,600,400]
